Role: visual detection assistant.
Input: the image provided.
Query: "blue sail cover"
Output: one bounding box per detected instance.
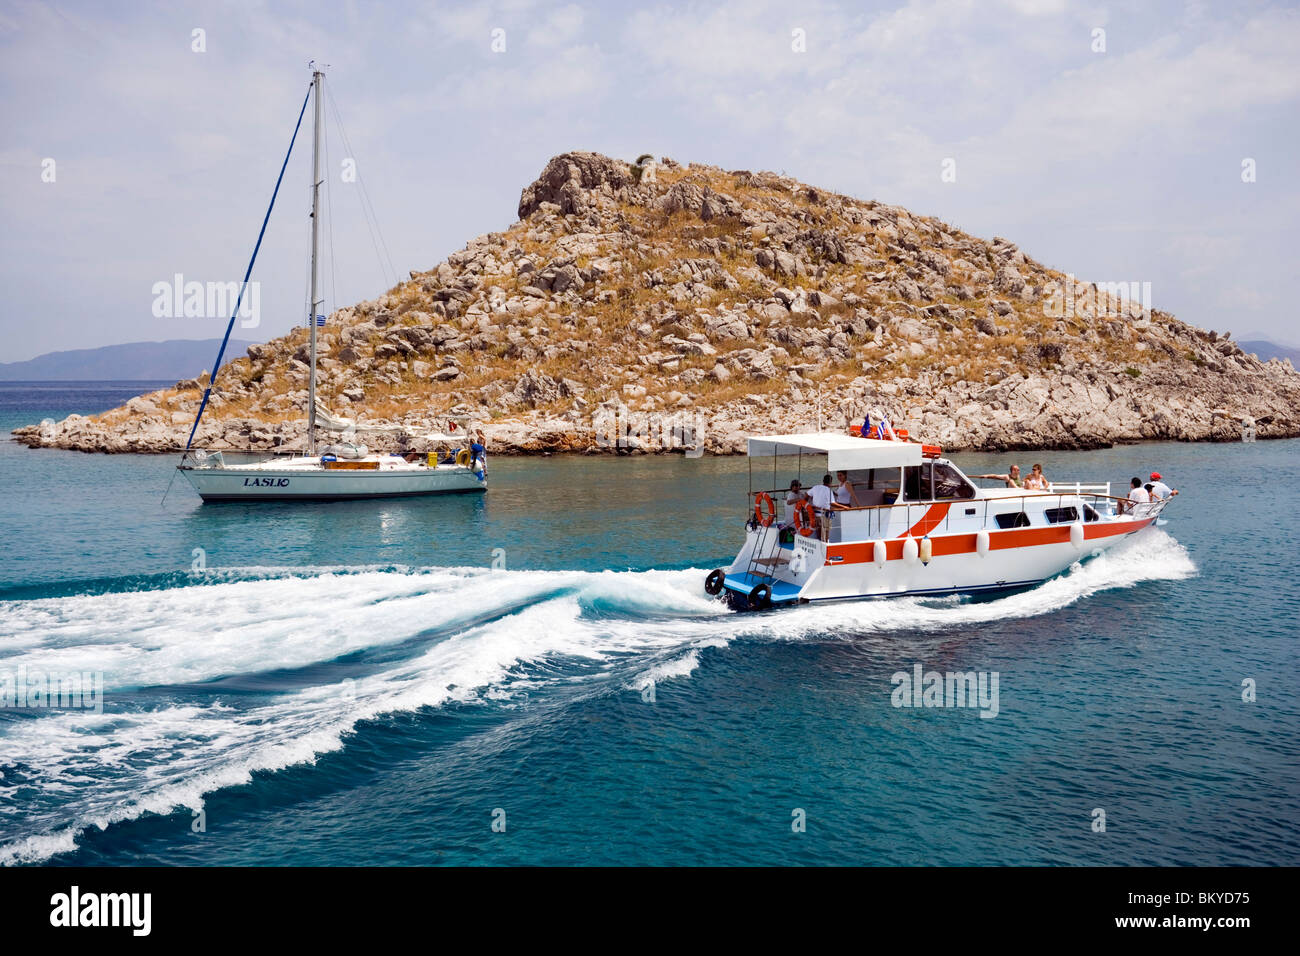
[183,83,313,452]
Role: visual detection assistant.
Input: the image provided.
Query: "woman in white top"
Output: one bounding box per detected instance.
[833,470,858,508]
[1023,463,1049,490]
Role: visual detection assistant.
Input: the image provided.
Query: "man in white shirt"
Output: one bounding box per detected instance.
[784,480,807,524]
[808,474,834,540]
[1124,476,1150,514]
[808,475,834,511]
[1148,472,1177,499]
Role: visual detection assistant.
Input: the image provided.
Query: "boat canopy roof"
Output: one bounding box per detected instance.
[746,432,923,470]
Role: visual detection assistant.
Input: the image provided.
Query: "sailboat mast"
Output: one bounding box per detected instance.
[307,67,323,455]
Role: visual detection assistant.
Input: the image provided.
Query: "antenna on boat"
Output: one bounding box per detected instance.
[306,64,324,455]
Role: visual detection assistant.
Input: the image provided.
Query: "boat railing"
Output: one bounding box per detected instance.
[747,488,1166,542]
[1048,480,1111,496]
[179,449,225,469]
[742,521,786,581]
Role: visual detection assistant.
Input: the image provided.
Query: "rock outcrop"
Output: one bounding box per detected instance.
[14,151,1300,455]
[517,150,633,219]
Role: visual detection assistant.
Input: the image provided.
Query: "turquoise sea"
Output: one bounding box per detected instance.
[0,381,1296,865]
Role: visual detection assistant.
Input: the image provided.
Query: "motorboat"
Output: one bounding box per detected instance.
[704,432,1171,610]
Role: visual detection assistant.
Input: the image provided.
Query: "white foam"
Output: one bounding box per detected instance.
[0,534,1193,864]
[628,646,719,691]
[695,527,1197,644]
[0,567,576,690]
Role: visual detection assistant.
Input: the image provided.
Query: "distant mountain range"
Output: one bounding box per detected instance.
[0,338,256,381]
[1239,339,1300,366]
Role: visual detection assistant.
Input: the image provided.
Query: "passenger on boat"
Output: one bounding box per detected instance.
[833,470,858,509]
[809,475,835,540]
[1148,472,1178,499]
[1122,477,1151,514]
[784,480,807,524]
[808,475,834,512]
[1024,463,1049,490]
[973,464,1023,488]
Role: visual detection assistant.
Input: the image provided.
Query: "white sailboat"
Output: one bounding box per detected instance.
[177,67,486,502]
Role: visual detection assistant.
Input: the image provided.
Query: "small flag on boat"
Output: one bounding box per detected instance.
[315,314,326,326]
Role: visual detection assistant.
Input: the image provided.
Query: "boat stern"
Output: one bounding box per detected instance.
[708,526,824,610]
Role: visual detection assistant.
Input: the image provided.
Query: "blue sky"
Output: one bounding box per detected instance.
[1,0,1297,362]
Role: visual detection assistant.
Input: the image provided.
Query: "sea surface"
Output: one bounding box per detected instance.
[0,381,1296,866]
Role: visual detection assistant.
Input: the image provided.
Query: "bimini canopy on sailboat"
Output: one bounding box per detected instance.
[174,66,486,503]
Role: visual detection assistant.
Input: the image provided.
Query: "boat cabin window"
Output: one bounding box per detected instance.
[838,468,898,508]
[994,511,1031,529]
[1044,506,1080,524]
[932,463,975,500]
[903,465,928,501]
[903,462,975,502]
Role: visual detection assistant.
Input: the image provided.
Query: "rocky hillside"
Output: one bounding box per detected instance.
[15,151,1300,455]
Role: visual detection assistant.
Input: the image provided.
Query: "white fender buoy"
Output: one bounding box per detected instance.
[976,529,990,557]
[918,536,933,566]
[873,539,887,568]
[903,537,919,565]
[1070,521,1085,550]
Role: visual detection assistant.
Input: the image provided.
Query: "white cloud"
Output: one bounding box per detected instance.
[1,0,1299,358]
[532,3,585,47]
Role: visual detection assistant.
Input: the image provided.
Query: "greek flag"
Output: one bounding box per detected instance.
[315,314,326,327]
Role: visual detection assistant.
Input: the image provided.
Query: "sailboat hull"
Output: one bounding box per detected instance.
[179,463,485,502]
[176,73,490,506]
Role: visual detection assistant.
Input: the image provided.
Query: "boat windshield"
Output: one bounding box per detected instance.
[903,461,976,501]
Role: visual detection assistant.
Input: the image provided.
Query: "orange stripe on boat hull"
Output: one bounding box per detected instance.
[901,502,951,537]
[827,517,1154,565]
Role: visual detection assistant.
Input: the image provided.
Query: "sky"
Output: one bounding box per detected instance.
[1,0,1298,363]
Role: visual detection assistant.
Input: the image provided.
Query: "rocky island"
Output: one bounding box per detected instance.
[15,151,1300,455]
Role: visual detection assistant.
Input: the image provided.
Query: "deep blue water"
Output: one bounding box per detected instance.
[0,381,1296,865]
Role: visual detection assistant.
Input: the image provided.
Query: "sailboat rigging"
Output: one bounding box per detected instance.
[176,66,486,502]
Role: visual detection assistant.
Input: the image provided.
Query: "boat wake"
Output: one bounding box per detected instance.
[0,529,1194,864]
